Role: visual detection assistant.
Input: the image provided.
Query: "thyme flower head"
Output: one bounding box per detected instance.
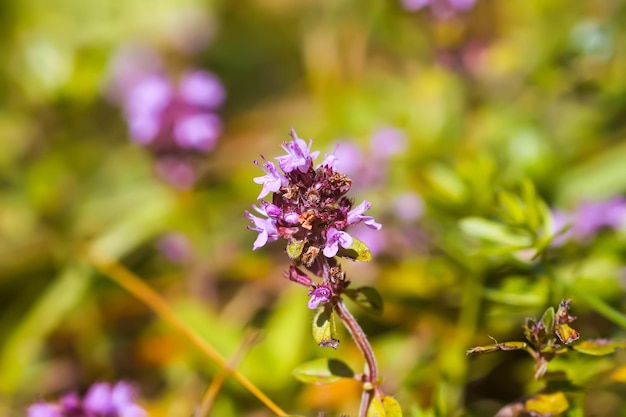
[246,128,381,285]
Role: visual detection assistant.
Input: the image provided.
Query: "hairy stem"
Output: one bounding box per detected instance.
[333,299,379,416]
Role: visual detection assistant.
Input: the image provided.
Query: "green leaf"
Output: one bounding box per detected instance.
[497,190,526,225]
[382,395,403,417]
[292,358,354,385]
[338,236,373,262]
[286,239,306,259]
[466,341,528,355]
[345,286,383,315]
[541,307,556,334]
[367,396,385,417]
[525,391,569,415]
[312,304,339,349]
[573,339,626,356]
[459,217,532,247]
[555,323,580,345]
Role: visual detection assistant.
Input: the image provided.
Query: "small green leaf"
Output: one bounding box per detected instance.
[525,391,569,415]
[459,217,532,247]
[345,287,383,315]
[292,358,354,384]
[338,237,373,262]
[555,323,580,345]
[573,339,626,356]
[541,307,556,334]
[312,304,339,349]
[381,395,403,417]
[497,190,526,225]
[367,396,385,417]
[466,341,528,355]
[287,239,306,259]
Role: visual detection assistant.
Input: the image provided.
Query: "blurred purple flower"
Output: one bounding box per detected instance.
[83,382,146,417]
[370,127,407,159]
[106,44,163,104]
[122,70,225,152]
[154,157,198,191]
[157,232,193,263]
[178,71,225,109]
[571,197,626,238]
[28,382,146,417]
[394,193,424,222]
[551,197,626,245]
[401,0,476,18]
[331,141,364,177]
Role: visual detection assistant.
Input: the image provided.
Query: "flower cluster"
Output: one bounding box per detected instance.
[110,49,226,190]
[123,70,224,152]
[28,381,146,417]
[246,129,381,308]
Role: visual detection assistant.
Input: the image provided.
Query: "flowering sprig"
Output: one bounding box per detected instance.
[28,381,146,417]
[467,300,626,416]
[246,129,399,417]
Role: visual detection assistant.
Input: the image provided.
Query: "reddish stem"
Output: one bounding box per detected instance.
[333,299,380,417]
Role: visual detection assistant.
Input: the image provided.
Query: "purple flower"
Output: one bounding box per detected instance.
[27,382,146,417]
[125,75,173,144]
[83,382,146,417]
[550,197,626,246]
[323,228,354,257]
[253,159,286,199]
[401,0,477,19]
[394,193,424,222]
[308,285,332,309]
[571,197,626,238]
[121,70,224,153]
[330,141,364,177]
[275,128,320,173]
[245,206,279,250]
[178,70,225,109]
[27,403,62,417]
[370,127,407,159]
[174,113,221,152]
[157,232,193,263]
[347,200,382,231]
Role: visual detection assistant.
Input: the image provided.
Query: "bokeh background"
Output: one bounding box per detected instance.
[2,0,626,416]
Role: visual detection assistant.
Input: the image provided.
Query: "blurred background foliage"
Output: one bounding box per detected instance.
[2,0,626,416]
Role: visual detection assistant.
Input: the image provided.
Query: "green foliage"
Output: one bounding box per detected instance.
[338,236,373,262]
[292,358,355,385]
[3,0,626,415]
[312,304,339,349]
[344,286,384,316]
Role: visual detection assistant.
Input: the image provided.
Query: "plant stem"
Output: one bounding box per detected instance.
[86,249,288,417]
[333,299,379,417]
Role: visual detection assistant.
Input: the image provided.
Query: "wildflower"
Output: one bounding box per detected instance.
[28,381,146,417]
[253,159,286,199]
[308,285,333,309]
[323,228,354,258]
[347,201,383,231]
[245,206,279,250]
[275,128,320,173]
